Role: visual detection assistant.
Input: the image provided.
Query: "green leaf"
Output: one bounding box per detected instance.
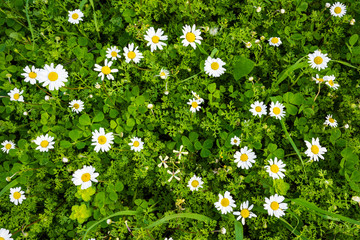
[331,60,357,69]
[126,118,135,127]
[135,95,146,105]
[276,56,307,86]
[144,213,212,229]
[115,181,124,192]
[203,139,213,149]
[291,34,303,41]
[200,148,211,158]
[60,140,72,148]
[350,171,360,182]
[285,103,298,115]
[194,141,202,150]
[349,34,359,46]
[78,37,88,46]
[182,136,193,151]
[274,179,290,195]
[330,129,341,144]
[290,93,304,105]
[210,48,218,58]
[69,130,82,142]
[208,83,216,93]
[233,56,255,80]
[279,218,308,240]
[93,112,104,122]
[292,198,360,225]
[94,192,106,208]
[268,143,277,152]
[0,179,19,197]
[189,132,199,142]
[79,0,88,10]
[297,2,308,12]
[79,114,91,125]
[234,220,244,240]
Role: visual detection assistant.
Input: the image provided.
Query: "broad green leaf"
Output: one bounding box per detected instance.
[291,34,303,41]
[189,132,199,142]
[210,48,218,58]
[208,83,216,93]
[330,129,341,144]
[79,114,91,125]
[234,220,243,240]
[0,179,19,197]
[200,148,211,158]
[69,130,82,142]
[60,140,72,148]
[182,136,194,152]
[79,0,88,10]
[349,34,359,46]
[78,37,88,46]
[274,179,290,195]
[203,139,213,149]
[233,56,255,80]
[93,112,104,122]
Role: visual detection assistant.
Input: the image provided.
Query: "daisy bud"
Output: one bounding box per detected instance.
[164,90,169,95]
[62,157,69,163]
[23,111,28,116]
[221,227,226,234]
[107,219,112,224]
[45,95,50,101]
[55,36,61,42]
[95,83,101,89]
[352,196,360,203]
[350,19,356,25]
[256,6,261,12]
[147,104,154,109]
[6,177,11,182]
[345,124,349,129]
[6,73,12,78]
[249,76,254,81]
[209,27,219,36]
[89,94,93,98]
[23,232,29,237]
[260,36,265,41]
[120,132,124,137]
[280,9,285,14]
[245,42,252,48]
[255,39,260,44]
[325,3,331,8]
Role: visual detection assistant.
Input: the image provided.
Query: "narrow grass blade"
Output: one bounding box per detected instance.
[196,43,209,55]
[145,213,212,229]
[275,56,307,86]
[0,179,19,197]
[178,72,201,84]
[234,220,244,240]
[79,0,88,10]
[280,119,306,176]
[292,198,360,225]
[331,60,358,69]
[25,0,35,50]
[82,210,138,240]
[279,218,308,240]
[89,0,100,38]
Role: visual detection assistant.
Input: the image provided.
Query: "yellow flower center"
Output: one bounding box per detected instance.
[0,237,5,240]
[255,106,262,112]
[317,78,324,82]
[127,51,136,59]
[101,66,111,75]
[220,198,230,207]
[186,32,196,42]
[81,173,91,182]
[311,145,319,154]
[314,56,323,65]
[211,62,219,70]
[13,93,20,100]
[191,180,199,188]
[73,103,80,109]
[240,209,250,218]
[133,141,140,147]
[329,118,335,123]
[334,7,342,14]
[40,140,49,148]
[98,136,107,145]
[270,164,279,173]
[271,37,279,44]
[328,80,334,86]
[273,107,281,115]
[152,36,160,43]
[233,139,237,143]
[240,154,248,162]
[48,72,58,81]
[72,13,79,19]
[5,143,12,149]
[29,71,37,79]
[192,101,198,108]
[160,72,166,77]
[13,192,21,200]
[111,51,117,57]
[270,201,279,210]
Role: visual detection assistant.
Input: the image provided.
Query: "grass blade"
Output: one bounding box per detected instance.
[82,210,138,240]
[0,179,19,197]
[292,198,360,225]
[88,0,100,38]
[25,0,35,50]
[234,220,244,240]
[279,218,308,240]
[331,60,358,69]
[275,56,307,86]
[145,213,212,229]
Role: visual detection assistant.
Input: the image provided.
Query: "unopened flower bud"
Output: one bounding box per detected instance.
[325,3,331,8]
[45,95,50,101]
[62,157,69,163]
[147,104,154,109]
[280,9,285,14]
[256,7,261,12]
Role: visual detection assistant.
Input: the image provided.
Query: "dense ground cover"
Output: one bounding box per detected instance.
[1,0,360,239]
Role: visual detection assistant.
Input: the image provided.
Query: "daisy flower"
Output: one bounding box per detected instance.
[38,63,68,91]
[324,114,338,127]
[1,140,15,154]
[128,137,144,152]
[91,127,114,152]
[330,2,346,17]
[324,75,340,90]
[69,100,84,114]
[308,50,331,71]
[21,65,39,84]
[249,101,267,117]
[234,146,257,169]
[304,137,327,161]
[269,37,282,47]
[191,91,204,103]
[180,24,203,49]
[245,42,252,48]
[9,187,26,205]
[187,98,201,113]
[269,101,286,120]
[264,194,288,218]
[33,134,55,152]
[312,74,326,84]
[123,43,143,64]
[214,191,236,214]
[8,88,24,102]
[157,69,170,79]
[187,175,204,191]
[173,145,188,159]
[230,136,241,146]
[0,228,13,240]
[233,201,257,225]
[72,165,99,190]
[68,9,84,24]
[144,27,168,52]
[204,56,226,77]
[106,46,121,61]
[94,59,119,81]
[264,157,286,179]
